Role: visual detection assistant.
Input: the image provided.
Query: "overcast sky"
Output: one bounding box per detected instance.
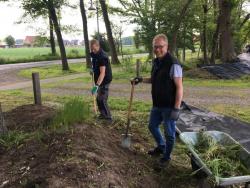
[0,1,249,41]
[0,0,136,41]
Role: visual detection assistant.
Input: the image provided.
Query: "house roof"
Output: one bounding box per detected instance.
[0,41,7,45]
[24,36,38,44]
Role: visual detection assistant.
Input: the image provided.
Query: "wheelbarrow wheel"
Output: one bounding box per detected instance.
[191,155,208,179]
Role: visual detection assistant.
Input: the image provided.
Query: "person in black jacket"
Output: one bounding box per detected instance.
[131,34,183,170]
[90,39,112,120]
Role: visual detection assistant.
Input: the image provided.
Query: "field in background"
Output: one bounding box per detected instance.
[0,46,146,64]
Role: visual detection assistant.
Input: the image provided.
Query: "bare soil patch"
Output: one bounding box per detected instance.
[0,105,197,188]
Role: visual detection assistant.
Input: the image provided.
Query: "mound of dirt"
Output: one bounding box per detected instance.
[4,104,55,132]
[0,105,197,188]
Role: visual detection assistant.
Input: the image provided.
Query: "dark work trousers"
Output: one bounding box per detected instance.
[96,84,112,119]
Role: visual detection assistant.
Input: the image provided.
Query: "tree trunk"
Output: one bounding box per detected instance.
[80,0,91,68]
[175,48,180,59]
[182,47,186,62]
[169,0,193,54]
[182,24,186,62]
[49,14,56,56]
[119,32,123,59]
[47,0,69,70]
[202,1,209,64]
[99,0,120,64]
[197,44,201,59]
[210,10,220,64]
[116,40,120,53]
[218,0,236,63]
[213,0,218,23]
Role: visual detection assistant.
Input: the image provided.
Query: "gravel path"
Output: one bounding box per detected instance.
[0,73,85,91]
[18,81,250,108]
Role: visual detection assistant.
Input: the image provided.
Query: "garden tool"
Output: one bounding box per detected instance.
[121,81,135,148]
[91,72,97,115]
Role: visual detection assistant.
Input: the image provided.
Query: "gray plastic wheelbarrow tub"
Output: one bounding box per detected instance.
[179,131,250,186]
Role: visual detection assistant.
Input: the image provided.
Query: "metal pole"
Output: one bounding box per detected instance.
[96,0,100,41]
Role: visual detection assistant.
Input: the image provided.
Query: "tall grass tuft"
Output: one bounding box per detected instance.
[0,131,31,149]
[51,97,89,131]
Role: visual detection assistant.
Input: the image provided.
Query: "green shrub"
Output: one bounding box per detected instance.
[0,57,9,64]
[67,49,82,58]
[140,57,151,73]
[121,56,135,73]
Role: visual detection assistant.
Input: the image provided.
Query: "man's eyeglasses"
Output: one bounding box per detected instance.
[153,45,165,49]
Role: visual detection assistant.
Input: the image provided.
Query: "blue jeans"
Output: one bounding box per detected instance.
[148,107,176,160]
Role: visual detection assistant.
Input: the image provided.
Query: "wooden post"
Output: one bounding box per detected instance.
[136,59,141,77]
[32,72,42,105]
[0,102,8,135]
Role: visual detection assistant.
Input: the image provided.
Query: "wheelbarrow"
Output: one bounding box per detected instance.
[179,131,250,188]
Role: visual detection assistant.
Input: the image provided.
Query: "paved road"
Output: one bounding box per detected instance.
[0,58,85,71]
[0,53,148,88]
[0,73,85,91]
[0,53,148,71]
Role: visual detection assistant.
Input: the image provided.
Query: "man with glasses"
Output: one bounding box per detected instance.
[131,34,183,170]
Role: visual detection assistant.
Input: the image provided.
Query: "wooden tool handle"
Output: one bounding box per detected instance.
[125,82,135,136]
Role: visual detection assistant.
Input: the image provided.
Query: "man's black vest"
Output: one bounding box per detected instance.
[91,49,112,86]
[151,52,180,108]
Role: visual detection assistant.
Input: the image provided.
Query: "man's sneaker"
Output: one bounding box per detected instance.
[97,115,113,123]
[154,158,170,172]
[103,117,113,123]
[97,114,105,119]
[148,147,164,157]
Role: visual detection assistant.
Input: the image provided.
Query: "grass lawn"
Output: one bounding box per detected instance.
[208,104,250,123]
[0,47,85,59]
[0,46,146,64]
[18,63,86,79]
[18,56,150,80]
[184,76,250,88]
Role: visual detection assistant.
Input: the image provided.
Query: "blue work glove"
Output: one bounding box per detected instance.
[91,85,99,95]
[169,108,180,121]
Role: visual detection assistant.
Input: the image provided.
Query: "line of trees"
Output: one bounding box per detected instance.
[1,0,120,70]
[1,0,250,66]
[112,0,250,64]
